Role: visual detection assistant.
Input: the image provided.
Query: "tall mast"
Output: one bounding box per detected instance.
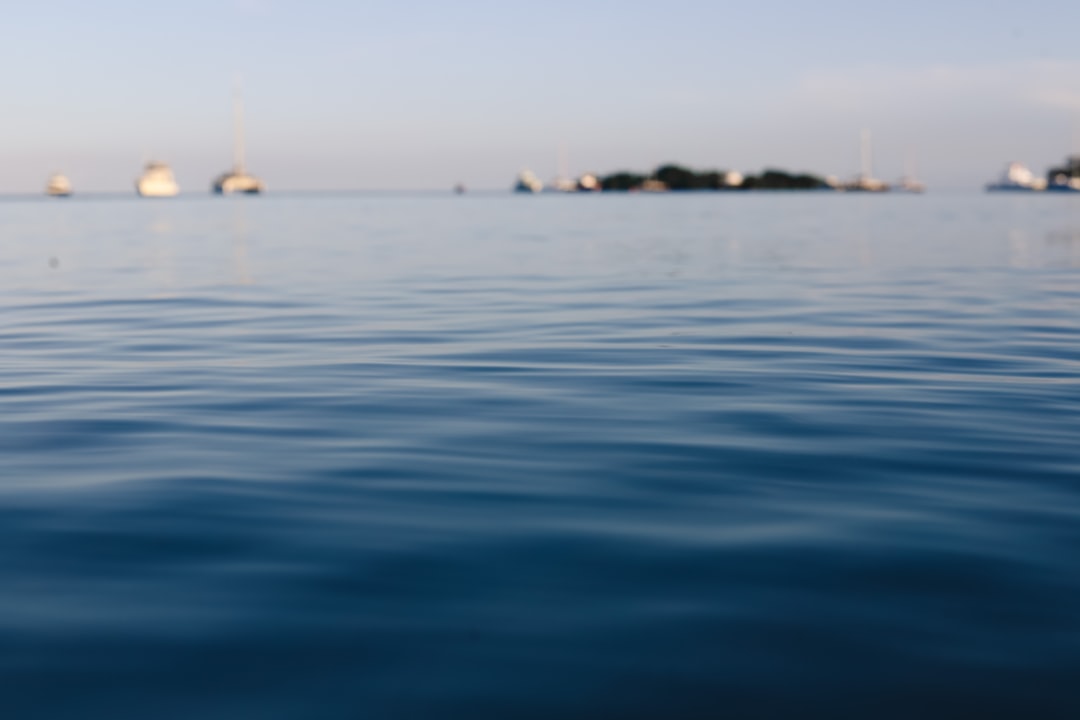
[860,129,873,179]
[233,80,246,174]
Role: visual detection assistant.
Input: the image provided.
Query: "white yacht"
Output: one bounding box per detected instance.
[136,162,180,197]
[45,173,72,197]
[212,84,265,195]
[986,163,1046,192]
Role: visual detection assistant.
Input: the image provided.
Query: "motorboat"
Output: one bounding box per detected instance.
[514,169,543,193]
[136,162,180,197]
[986,162,1046,192]
[45,173,72,197]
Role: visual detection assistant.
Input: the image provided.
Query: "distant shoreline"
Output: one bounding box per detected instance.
[598,164,832,192]
[514,163,919,193]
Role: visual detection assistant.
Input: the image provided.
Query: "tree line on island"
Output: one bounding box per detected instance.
[599,164,830,192]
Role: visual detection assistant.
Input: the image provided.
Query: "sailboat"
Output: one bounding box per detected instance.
[212,82,265,195]
[45,173,72,197]
[548,142,576,192]
[844,130,890,192]
[895,148,926,193]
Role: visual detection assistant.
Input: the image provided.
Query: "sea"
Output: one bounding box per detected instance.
[1,192,1079,719]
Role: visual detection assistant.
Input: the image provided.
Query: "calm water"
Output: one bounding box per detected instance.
[2,193,1080,718]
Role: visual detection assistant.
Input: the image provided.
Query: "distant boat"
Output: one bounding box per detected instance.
[986,162,1045,192]
[845,176,890,192]
[212,83,265,195]
[454,183,466,194]
[895,150,926,193]
[896,177,926,194]
[548,142,575,192]
[514,169,543,193]
[1046,155,1080,192]
[1047,178,1080,193]
[45,173,72,197]
[576,173,601,192]
[843,130,890,192]
[136,162,180,197]
[548,176,577,193]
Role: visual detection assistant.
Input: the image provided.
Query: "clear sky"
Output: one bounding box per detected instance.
[3,0,1079,192]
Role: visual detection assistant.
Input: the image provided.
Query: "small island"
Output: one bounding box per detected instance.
[599,164,832,192]
[514,164,843,193]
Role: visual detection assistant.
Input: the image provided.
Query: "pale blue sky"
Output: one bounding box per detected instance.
[3,0,1079,191]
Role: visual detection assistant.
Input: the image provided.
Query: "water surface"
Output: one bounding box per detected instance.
[2,193,1080,718]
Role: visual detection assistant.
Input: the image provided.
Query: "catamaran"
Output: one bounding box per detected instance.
[212,83,265,195]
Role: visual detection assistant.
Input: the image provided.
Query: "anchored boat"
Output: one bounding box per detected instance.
[1046,155,1080,193]
[45,173,72,197]
[985,163,1045,192]
[514,169,543,193]
[136,162,180,197]
[212,83,265,195]
[843,130,890,192]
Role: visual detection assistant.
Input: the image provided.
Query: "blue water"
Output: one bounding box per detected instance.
[2,193,1079,718]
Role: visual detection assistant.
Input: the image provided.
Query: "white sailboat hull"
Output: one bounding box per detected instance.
[213,172,265,195]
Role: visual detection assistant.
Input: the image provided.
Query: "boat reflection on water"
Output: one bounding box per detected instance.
[232,200,254,286]
[1045,229,1080,267]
